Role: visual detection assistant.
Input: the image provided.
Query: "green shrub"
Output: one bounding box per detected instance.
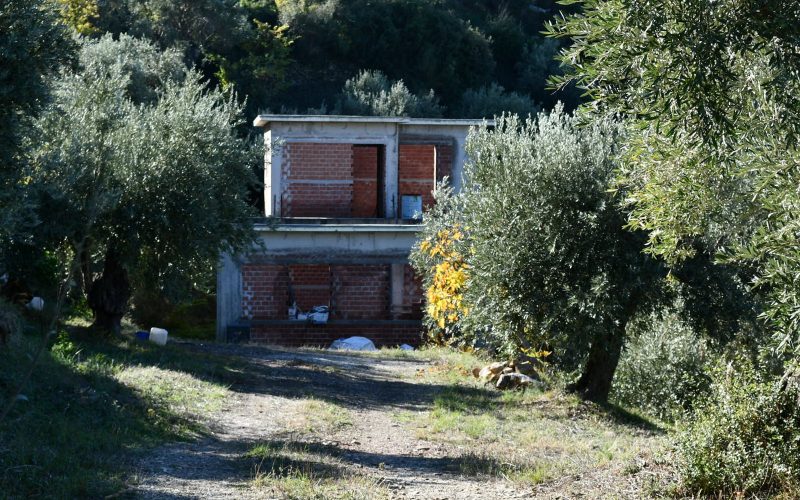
[611,311,712,422]
[457,83,538,119]
[677,363,800,495]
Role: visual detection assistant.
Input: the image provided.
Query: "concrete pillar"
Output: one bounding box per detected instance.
[384,125,400,218]
[390,263,405,319]
[216,252,242,342]
[450,132,468,193]
[265,131,283,217]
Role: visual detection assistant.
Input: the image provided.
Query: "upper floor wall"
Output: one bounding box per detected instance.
[253,115,490,219]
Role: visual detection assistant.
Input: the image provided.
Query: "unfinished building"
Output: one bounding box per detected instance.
[216,115,486,346]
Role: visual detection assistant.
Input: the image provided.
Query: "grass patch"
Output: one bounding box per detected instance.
[391,410,417,424]
[246,441,390,499]
[288,398,354,436]
[394,347,669,492]
[0,323,245,498]
[115,366,227,434]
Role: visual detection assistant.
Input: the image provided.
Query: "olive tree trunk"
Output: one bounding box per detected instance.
[567,322,626,402]
[87,247,130,335]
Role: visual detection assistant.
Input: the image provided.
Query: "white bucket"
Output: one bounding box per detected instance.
[149,327,168,346]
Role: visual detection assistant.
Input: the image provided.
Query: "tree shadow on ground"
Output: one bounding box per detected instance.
[90,335,497,414]
[0,332,221,498]
[140,435,512,484]
[234,361,497,412]
[583,400,666,434]
[133,342,666,434]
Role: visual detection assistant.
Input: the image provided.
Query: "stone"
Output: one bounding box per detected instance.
[496,372,538,392]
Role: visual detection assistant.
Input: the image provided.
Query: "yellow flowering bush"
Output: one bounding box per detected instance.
[417,226,470,343]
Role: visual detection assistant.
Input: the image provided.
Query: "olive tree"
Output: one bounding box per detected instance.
[335,70,443,118]
[31,35,258,333]
[546,0,800,359]
[451,109,664,401]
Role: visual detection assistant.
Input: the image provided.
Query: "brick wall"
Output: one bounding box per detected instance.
[282,143,353,217]
[399,144,436,209]
[351,145,379,217]
[243,263,394,320]
[249,322,422,347]
[289,264,330,311]
[281,142,445,217]
[331,265,389,320]
[241,264,289,320]
[402,264,424,319]
[240,262,424,346]
[435,144,453,183]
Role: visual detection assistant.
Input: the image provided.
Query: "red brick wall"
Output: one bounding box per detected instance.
[242,264,289,320]
[402,264,424,319]
[242,263,395,320]
[399,144,435,209]
[435,144,453,183]
[250,323,422,347]
[331,265,389,320]
[282,143,353,217]
[279,142,450,217]
[289,264,330,311]
[352,145,379,217]
[240,262,424,346]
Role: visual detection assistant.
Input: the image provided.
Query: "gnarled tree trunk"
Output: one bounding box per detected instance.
[87,246,130,336]
[567,322,626,402]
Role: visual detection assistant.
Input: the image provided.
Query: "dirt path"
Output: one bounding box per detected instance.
[134,342,535,499]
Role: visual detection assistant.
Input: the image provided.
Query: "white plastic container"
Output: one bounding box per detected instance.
[149,327,168,346]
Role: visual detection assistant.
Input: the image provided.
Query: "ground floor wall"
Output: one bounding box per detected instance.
[216,225,426,346]
[220,259,425,346]
[241,263,422,322]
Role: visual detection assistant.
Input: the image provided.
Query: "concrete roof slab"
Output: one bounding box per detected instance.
[253,114,493,128]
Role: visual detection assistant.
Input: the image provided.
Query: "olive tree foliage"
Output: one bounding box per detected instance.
[335,70,443,118]
[435,109,664,401]
[0,0,73,256]
[78,34,186,105]
[30,35,258,333]
[546,0,800,359]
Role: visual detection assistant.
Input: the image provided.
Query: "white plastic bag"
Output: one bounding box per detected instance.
[329,336,377,351]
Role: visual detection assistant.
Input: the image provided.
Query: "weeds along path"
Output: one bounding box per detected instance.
[133,342,538,499]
